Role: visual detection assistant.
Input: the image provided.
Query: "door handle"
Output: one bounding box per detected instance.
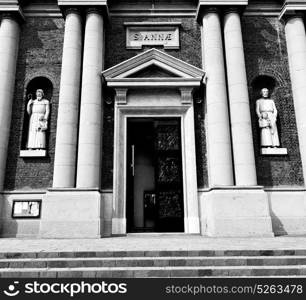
[131,145,135,176]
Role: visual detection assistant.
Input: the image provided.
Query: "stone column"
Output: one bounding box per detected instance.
[53,9,83,188]
[223,9,257,186]
[76,9,104,188]
[285,15,306,181]
[0,15,20,190]
[202,9,234,186]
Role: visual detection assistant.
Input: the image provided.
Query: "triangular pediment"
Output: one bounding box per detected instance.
[127,65,180,78]
[102,48,205,83]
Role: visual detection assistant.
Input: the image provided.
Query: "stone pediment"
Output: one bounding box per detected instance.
[127,65,180,78]
[102,48,205,88]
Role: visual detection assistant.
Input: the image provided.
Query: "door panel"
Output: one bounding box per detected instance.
[155,121,184,232]
[126,118,184,233]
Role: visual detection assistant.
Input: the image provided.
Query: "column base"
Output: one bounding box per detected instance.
[112,218,126,236]
[39,189,102,238]
[184,217,200,234]
[199,187,274,237]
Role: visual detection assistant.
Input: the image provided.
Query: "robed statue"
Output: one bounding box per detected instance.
[256,88,280,148]
[26,89,50,149]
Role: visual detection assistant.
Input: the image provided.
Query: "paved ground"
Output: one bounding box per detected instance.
[0,235,306,252]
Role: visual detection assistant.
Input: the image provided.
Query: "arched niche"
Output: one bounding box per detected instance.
[251,75,276,98]
[20,77,53,155]
[251,74,287,155]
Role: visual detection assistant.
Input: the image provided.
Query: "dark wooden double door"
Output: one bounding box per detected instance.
[126,118,184,233]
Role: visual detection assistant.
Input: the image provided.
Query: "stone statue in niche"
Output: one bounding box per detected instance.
[256,88,280,148]
[26,89,50,150]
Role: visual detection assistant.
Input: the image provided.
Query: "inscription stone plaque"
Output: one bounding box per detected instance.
[125,22,180,49]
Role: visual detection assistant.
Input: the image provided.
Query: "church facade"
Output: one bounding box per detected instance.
[0,0,306,238]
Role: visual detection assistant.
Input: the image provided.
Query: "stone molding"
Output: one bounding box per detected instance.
[58,0,107,6]
[196,0,248,21]
[0,0,24,21]
[179,88,193,105]
[279,0,306,20]
[57,0,108,18]
[114,88,128,105]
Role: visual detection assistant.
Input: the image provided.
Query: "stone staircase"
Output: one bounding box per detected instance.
[1,249,306,277]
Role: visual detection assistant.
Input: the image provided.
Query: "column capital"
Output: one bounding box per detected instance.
[279,0,306,21]
[62,7,82,18]
[0,1,24,24]
[196,1,248,23]
[85,7,103,15]
[223,7,243,16]
[57,1,109,18]
[281,11,305,24]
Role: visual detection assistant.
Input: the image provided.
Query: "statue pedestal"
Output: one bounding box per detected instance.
[20,150,47,157]
[260,148,288,155]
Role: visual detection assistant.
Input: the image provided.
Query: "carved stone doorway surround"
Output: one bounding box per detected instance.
[102,49,205,235]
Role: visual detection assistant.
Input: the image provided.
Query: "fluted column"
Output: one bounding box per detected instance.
[285,15,306,182]
[53,9,83,188]
[223,9,257,185]
[202,9,234,186]
[76,9,104,188]
[0,15,20,190]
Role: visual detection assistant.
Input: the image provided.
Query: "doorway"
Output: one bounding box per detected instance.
[126,118,184,233]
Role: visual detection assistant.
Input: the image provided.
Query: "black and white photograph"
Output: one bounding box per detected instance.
[0,0,305,299]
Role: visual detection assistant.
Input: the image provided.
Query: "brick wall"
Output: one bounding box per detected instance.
[4,17,64,190]
[242,16,304,186]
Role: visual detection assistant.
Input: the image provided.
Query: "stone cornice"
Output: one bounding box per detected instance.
[58,0,107,6]
[279,0,306,20]
[0,0,24,21]
[196,0,248,22]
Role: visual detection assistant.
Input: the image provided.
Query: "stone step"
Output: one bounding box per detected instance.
[1,249,306,259]
[1,265,306,278]
[1,256,306,269]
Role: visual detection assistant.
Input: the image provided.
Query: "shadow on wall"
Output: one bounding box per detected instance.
[0,198,18,238]
[0,197,41,238]
[266,192,288,236]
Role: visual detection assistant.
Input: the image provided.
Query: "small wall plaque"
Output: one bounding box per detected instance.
[125,22,181,50]
[12,200,41,218]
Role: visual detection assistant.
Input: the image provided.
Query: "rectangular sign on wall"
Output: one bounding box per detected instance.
[12,200,41,218]
[125,22,180,50]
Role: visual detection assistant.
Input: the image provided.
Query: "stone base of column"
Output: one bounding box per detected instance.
[39,189,103,238]
[184,217,200,234]
[112,218,127,236]
[199,187,274,237]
